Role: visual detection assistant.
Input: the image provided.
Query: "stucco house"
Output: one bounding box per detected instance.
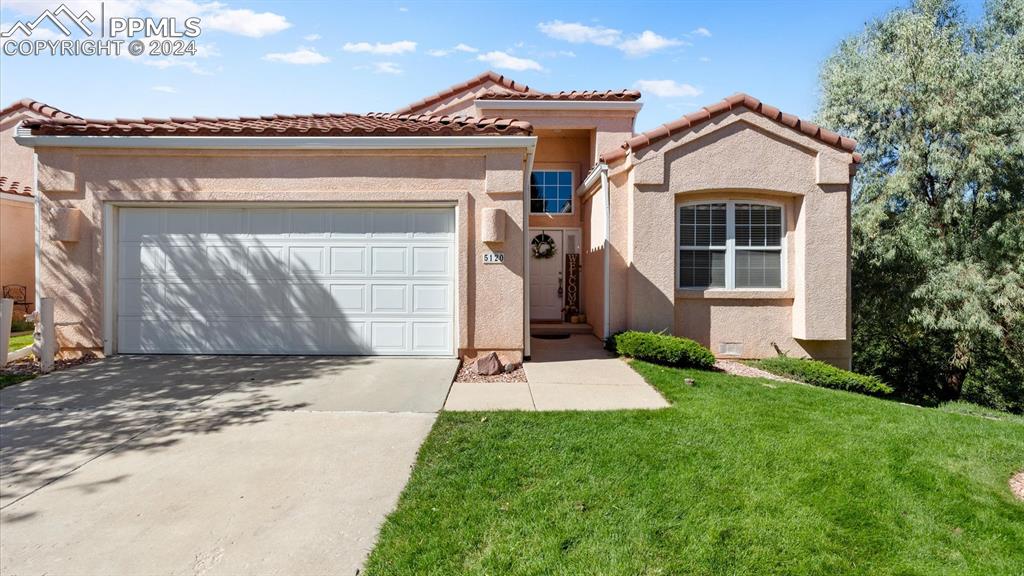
[13,71,858,367]
[1,99,81,320]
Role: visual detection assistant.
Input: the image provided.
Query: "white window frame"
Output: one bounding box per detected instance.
[676,200,787,291]
[529,170,575,215]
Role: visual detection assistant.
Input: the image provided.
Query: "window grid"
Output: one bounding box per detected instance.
[530,171,574,214]
[677,202,784,290]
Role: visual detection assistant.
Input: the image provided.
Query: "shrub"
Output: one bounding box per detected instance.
[755,356,893,396]
[613,331,716,370]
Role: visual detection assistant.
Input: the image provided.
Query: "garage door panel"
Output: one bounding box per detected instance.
[412,246,449,276]
[329,247,366,275]
[413,322,450,353]
[413,284,450,314]
[117,207,454,356]
[370,246,408,275]
[288,246,325,275]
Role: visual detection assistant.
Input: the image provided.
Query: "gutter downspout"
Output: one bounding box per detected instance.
[523,146,537,360]
[32,148,40,315]
[599,165,611,340]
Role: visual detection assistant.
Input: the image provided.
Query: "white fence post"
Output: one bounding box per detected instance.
[34,298,55,374]
[0,299,12,366]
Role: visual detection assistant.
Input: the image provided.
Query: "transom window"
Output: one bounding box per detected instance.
[678,202,784,289]
[530,171,573,214]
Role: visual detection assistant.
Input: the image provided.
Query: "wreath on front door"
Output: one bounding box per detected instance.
[531,233,558,259]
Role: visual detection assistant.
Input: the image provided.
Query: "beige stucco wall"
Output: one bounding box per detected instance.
[1,110,38,183]
[615,109,854,367]
[0,196,35,311]
[1,109,43,309]
[529,130,590,230]
[32,146,529,359]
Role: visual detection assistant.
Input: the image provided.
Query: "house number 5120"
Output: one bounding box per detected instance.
[483,252,505,264]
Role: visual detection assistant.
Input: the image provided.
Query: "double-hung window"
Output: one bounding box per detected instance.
[678,202,784,289]
[530,171,573,214]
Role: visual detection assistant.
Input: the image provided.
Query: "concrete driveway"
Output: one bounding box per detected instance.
[0,355,458,576]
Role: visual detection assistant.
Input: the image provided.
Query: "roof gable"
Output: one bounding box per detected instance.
[600,93,858,164]
[394,71,539,115]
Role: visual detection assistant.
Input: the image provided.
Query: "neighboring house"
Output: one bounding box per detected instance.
[0,99,82,320]
[14,71,858,366]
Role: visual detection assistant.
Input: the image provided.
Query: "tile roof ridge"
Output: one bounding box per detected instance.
[0,98,82,121]
[393,70,542,115]
[600,92,859,164]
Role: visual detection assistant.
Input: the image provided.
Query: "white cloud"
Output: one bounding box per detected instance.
[151,85,177,93]
[634,79,702,98]
[263,46,330,65]
[373,61,401,75]
[692,27,712,37]
[619,30,686,56]
[537,20,620,46]
[476,51,543,72]
[304,33,321,41]
[699,56,710,63]
[428,42,478,57]
[398,6,408,11]
[342,40,416,55]
[201,7,291,37]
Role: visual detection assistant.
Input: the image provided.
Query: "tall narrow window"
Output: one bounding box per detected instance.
[678,203,727,288]
[677,202,784,289]
[530,171,574,214]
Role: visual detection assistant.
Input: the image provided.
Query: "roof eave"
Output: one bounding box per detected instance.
[14,134,539,151]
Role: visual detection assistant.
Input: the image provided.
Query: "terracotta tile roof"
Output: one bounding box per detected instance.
[394,70,540,115]
[600,92,859,164]
[24,112,533,137]
[0,176,33,198]
[0,98,81,121]
[479,89,641,102]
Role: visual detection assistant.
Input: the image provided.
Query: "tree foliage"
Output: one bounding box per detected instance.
[818,0,1024,410]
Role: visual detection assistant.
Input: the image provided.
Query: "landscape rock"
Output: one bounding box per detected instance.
[475,352,503,376]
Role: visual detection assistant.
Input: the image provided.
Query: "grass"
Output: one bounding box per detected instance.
[365,361,1024,576]
[7,331,33,352]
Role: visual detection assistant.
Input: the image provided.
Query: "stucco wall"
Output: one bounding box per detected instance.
[1,109,43,309]
[620,109,854,366]
[0,196,35,311]
[529,131,590,230]
[32,147,529,359]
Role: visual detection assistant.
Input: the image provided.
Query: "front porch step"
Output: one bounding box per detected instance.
[530,322,595,336]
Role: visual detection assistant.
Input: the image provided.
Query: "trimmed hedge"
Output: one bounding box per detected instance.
[612,331,716,370]
[755,356,893,396]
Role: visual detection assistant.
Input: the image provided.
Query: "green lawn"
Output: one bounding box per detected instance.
[365,361,1024,576]
[7,332,32,352]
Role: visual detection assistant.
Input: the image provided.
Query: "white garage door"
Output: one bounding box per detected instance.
[117,207,455,356]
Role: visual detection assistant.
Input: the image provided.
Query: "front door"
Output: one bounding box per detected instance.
[529,229,564,321]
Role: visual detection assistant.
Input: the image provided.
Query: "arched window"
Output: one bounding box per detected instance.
[677,202,784,289]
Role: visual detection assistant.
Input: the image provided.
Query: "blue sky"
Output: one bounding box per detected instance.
[1,0,985,130]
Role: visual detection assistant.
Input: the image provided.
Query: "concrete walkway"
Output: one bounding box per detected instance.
[445,335,669,411]
[1,355,458,576]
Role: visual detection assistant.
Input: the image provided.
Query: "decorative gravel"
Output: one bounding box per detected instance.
[454,362,528,383]
[1011,471,1024,501]
[1,353,99,378]
[715,359,799,383]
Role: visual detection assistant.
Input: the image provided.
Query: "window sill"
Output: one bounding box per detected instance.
[675,289,794,300]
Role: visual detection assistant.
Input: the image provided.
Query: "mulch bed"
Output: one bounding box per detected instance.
[714,359,799,383]
[1,353,99,378]
[454,362,528,384]
[1011,471,1024,502]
